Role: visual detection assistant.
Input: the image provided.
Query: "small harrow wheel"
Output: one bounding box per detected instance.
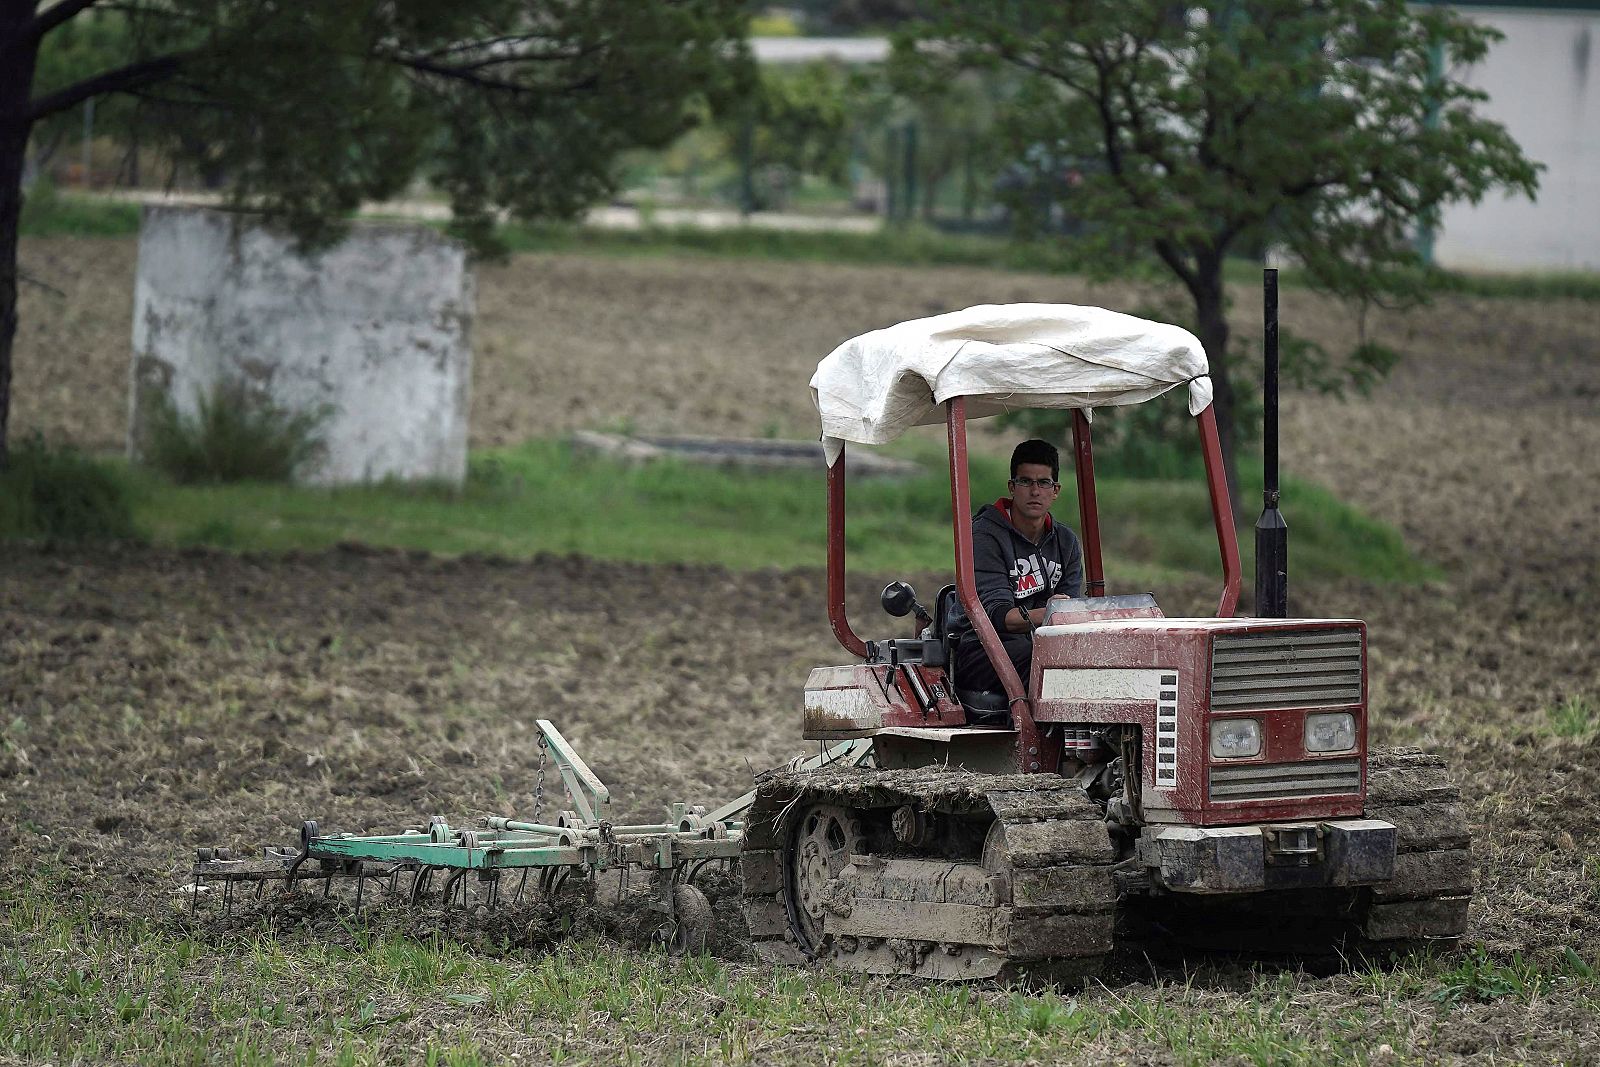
[670,884,713,955]
[786,804,864,954]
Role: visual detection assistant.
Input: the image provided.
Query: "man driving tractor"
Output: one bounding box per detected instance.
[951,439,1084,714]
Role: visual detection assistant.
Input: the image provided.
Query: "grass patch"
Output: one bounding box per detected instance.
[123,437,1434,589]
[3,878,1597,1067]
[1547,696,1597,739]
[20,192,1599,302]
[17,184,142,238]
[495,219,1093,275]
[139,385,329,484]
[1428,269,1600,302]
[0,436,139,543]
[502,222,1600,302]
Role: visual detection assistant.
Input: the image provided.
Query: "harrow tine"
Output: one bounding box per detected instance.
[514,869,530,906]
[409,866,432,906]
[355,871,364,911]
[284,852,308,896]
[442,869,466,911]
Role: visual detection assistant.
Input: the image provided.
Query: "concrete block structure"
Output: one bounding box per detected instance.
[1434,4,1600,271]
[130,205,474,485]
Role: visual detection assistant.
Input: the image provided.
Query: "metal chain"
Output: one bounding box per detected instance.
[532,734,548,825]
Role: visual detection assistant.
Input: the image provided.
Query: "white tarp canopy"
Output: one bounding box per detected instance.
[812,303,1212,465]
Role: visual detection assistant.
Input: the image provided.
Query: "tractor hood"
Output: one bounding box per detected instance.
[812,302,1211,465]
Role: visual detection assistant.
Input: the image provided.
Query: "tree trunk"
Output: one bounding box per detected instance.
[0,10,43,471]
[1191,258,1243,526]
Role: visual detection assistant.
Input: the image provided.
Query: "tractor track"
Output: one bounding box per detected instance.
[741,765,1119,982]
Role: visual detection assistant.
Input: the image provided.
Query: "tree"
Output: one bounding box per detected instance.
[892,0,1539,517]
[0,0,751,468]
[721,61,852,212]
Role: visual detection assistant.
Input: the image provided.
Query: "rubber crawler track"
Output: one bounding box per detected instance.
[1358,746,1474,945]
[740,764,1119,982]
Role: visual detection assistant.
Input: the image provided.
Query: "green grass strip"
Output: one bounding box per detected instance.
[3,877,1597,1066]
[20,192,1600,302]
[118,438,1435,586]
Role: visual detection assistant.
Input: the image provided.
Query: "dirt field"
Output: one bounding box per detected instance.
[5,237,1600,1063]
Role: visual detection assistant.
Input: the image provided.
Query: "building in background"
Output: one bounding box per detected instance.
[1432,2,1598,271]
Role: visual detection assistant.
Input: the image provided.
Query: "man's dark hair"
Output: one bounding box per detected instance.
[1010,439,1060,481]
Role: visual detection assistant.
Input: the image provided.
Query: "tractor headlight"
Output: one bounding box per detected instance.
[1209,718,1262,759]
[1305,712,1357,753]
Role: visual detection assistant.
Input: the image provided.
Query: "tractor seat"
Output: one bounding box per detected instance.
[954,688,1009,713]
[954,686,1011,728]
[935,586,1014,727]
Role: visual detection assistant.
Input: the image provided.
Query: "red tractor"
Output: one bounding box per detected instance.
[740,299,1470,981]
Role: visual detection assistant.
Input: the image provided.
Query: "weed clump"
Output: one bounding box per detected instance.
[0,435,138,543]
[1548,696,1597,739]
[141,385,328,484]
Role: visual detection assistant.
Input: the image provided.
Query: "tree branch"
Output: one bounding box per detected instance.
[384,49,602,98]
[407,34,595,66]
[16,0,103,49]
[28,52,190,121]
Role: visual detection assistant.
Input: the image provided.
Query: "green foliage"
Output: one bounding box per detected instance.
[791,0,918,34]
[1547,696,1597,739]
[28,9,141,162]
[0,435,138,543]
[718,62,854,210]
[899,0,1540,306]
[19,2,753,254]
[892,0,1543,488]
[749,11,804,37]
[139,386,328,485]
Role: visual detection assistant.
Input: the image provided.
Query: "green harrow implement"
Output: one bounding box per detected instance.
[190,720,871,950]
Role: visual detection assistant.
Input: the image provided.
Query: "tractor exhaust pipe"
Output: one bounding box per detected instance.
[1255,268,1288,618]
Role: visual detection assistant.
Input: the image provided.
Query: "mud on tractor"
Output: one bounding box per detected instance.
[193,295,1470,983]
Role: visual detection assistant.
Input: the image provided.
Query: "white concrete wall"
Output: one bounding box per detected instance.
[1434,7,1600,272]
[130,206,474,485]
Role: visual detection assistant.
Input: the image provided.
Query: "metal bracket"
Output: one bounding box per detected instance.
[536,719,610,825]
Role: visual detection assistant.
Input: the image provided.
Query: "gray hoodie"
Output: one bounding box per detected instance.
[951,500,1084,635]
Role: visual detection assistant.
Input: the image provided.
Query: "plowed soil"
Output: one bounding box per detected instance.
[5,237,1600,1062]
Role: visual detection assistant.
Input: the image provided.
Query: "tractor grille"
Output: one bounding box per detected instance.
[1209,758,1362,801]
[1210,629,1363,711]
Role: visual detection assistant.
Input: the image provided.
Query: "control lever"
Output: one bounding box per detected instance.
[881,581,932,629]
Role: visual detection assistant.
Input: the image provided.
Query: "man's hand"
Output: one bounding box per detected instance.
[1002,605,1035,634]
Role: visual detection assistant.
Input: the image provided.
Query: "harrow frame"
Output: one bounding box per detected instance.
[190,720,872,944]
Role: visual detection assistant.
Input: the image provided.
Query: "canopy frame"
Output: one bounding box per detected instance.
[825,396,1241,772]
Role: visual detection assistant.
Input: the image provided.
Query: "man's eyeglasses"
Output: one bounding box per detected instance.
[1009,477,1058,491]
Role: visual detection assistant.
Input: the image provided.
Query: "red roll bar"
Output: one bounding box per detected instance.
[1198,406,1242,617]
[947,399,1044,769]
[946,399,1028,710]
[822,393,1241,768]
[825,450,869,659]
[1070,409,1106,597]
